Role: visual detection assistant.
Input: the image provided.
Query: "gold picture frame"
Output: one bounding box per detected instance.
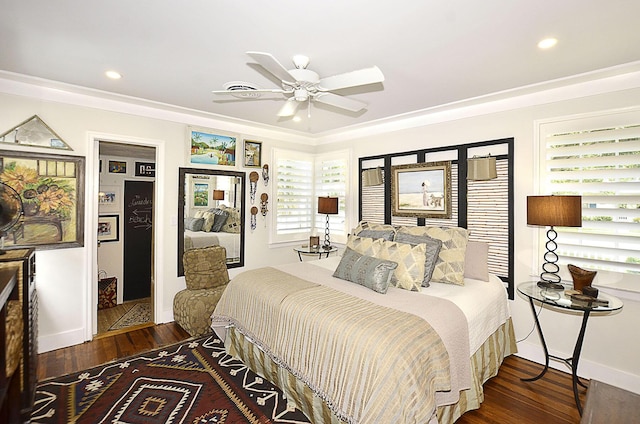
[391,161,451,218]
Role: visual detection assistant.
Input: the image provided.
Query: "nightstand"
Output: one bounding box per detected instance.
[293,246,338,261]
[517,281,623,415]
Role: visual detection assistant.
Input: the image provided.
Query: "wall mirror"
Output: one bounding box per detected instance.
[178,167,245,276]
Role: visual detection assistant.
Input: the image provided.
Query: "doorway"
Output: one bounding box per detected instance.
[95,140,157,335]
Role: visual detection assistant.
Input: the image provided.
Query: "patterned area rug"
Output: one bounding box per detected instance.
[31,335,311,424]
[108,302,150,330]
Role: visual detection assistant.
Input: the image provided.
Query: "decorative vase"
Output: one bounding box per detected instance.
[568,264,597,291]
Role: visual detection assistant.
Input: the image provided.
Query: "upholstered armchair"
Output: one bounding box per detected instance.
[173,246,229,336]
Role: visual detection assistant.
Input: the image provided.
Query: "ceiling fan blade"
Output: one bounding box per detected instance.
[246,51,298,84]
[314,92,368,112]
[317,66,384,91]
[277,98,301,117]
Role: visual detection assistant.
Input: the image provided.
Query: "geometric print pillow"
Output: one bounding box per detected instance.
[396,226,469,285]
[347,234,426,291]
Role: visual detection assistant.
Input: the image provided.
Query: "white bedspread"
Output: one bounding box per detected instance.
[184,230,240,259]
[310,256,511,355]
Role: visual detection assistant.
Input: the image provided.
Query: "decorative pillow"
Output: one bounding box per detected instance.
[356,229,396,241]
[220,205,241,233]
[333,247,398,294]
[393,232,443,287]
[184,217,205,232]
[396,226,469,285]
[193,210,206,219]
[352,221,397,236]
[464,241,490,282]
[209,208,229,232]
[201,211,216,232]
[347,234,426,291]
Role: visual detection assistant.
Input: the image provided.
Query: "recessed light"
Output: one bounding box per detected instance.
[538,38,558,49]
[105,70,122,80]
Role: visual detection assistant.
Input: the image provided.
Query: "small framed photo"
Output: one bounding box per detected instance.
[243,140,262,167]
[391,161,452,218]
[108,160,127,174]
[98,215,119,242]
[99,185,121,212]
[135,161,155,177]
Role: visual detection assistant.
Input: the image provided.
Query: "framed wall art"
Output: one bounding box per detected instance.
[98,215,119,242]
[0,149,85,249]
[243,140,262,167]
[108,160,127,174]
[391,161,452,218]
[99,185,121,212]
[193,182,209,207]
[189,127,236,167]
[0,115,72,151]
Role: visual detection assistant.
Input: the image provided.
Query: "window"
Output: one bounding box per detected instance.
[272,149,313,243]
[272,149,349,244]
[314,152,348,241]
[541,111,640,277]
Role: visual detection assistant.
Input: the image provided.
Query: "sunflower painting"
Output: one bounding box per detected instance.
[0,150,84,249]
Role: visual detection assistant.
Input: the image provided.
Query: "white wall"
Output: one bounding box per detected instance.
[1,71,639,395]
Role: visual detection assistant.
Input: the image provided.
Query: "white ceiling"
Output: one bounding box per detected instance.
[2,1,640,136]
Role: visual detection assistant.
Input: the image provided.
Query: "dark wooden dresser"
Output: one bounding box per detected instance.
[0,267,20,423]
[0,249,36,422]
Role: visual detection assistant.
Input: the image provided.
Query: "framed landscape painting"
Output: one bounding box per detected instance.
[189,128,236,167]
[391,161,451,218]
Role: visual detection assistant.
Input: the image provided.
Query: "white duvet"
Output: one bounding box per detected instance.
[310,256,511,355]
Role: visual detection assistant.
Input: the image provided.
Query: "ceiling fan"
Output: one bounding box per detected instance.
[212,51,384,117]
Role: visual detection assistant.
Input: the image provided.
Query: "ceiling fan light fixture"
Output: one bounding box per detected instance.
[293,88,308,102]
[292,54,310,69]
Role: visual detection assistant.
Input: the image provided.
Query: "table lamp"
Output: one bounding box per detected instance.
[318,196,338,250]
[213,190,224,206]
[527,195,582,289]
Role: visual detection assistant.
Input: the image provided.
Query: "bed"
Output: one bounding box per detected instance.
[211,224,516,424]
[184,229,240,261]
[184,205,242,262]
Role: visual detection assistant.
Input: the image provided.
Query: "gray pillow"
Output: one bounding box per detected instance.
[393,232,442,287]
[356,229,395,241]
[210,209,229,232]
[333,247,398,294]
[184,217,205,232]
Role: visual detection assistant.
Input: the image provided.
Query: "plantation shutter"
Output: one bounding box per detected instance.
[274,150,313,242]
[315,153,348,240]
[545,124,640,275]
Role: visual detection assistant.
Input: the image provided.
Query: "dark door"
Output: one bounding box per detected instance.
[123,180,153,301]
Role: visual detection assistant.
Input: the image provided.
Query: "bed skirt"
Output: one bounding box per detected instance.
[225,317,517,424]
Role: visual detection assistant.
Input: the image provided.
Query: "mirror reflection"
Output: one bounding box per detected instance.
[178,167,245,276]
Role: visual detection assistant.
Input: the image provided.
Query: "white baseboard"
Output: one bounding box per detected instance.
[38,328,86,354]
[516,340,640,395]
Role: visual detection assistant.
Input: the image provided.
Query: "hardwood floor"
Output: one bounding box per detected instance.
[37,324,583,423]
[37,322,190,381]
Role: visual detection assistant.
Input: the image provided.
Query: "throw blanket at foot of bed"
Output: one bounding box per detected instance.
[212,265,471,424]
